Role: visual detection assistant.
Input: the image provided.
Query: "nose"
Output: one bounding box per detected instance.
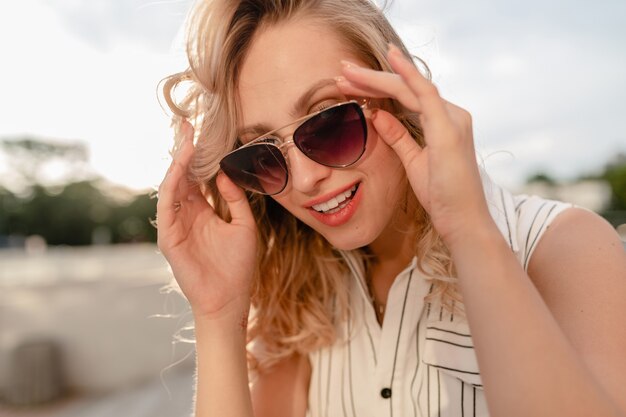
[287,146,332,194]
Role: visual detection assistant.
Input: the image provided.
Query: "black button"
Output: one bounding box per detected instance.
[380,387,392,399]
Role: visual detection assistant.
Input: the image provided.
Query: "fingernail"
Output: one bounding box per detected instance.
[371,108,379,121]
[334,75,346,83]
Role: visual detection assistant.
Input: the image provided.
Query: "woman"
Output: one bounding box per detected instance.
[156,1,626,416]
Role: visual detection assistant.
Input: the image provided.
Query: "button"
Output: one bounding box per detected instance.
[380,387,392,399]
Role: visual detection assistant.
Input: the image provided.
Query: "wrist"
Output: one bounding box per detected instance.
[443,215,504,256]
[192,293,251,330]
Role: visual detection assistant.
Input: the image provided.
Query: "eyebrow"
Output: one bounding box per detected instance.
[238,78,338,138]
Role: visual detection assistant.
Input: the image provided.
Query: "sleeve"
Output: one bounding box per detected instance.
[512,194,574,270]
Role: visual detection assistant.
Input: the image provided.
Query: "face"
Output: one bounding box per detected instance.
[237,17,408,251]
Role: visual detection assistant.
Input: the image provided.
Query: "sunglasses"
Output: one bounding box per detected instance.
[219,100,368,195]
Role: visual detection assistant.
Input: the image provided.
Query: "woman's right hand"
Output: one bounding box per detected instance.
[157,121,258,320]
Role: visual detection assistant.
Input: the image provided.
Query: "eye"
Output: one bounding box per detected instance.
[259,136,280,145]
[312,103,331,112]
[311,100,339,113]
[240,136,280,146]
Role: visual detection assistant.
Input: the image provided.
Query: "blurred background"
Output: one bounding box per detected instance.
[0,0,625,416]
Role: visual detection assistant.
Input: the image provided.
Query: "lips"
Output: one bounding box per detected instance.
[311,184,358,213]
[307,182,362,227]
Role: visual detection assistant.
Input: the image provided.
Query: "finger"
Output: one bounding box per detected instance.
[156,161,182,229]
[335,76,389,99]
[173,121,195,167]
[340,61,422,112]
[216,173,255,228]
[157,122,195,226]
[372,109,423,170]
[335,77,423,114]
[386,45,448,123]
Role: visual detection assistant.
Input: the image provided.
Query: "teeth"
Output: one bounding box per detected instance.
[312,185,357,213]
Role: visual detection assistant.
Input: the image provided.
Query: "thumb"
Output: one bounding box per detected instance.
[372,109,423,170]
[216,172,255,227]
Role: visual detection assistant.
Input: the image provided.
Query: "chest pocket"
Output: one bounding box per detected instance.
[421,316,484,388]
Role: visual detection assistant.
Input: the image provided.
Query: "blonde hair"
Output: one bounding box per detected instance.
[161,0,460,372]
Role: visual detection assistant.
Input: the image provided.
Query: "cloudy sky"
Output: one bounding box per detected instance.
[0,0,624,192]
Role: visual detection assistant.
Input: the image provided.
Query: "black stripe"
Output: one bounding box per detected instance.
[461,381,465,417]
[524,203,558,270]
[423,362,481,376]
[389,270,414,417]
[515,197,527,213]
[410,319,420,417]
[500,187,514,247]
[450,300,455,322]
[425,337,474,349]
[426,283,434,320]
[523,201,547,264]
[473,386,476,417]
[437,369,441,417]
[439,305,443,321]
[347,304,357,417]
[426,326,472,337]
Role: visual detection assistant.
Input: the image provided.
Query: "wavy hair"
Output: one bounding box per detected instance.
[161,0,461,372]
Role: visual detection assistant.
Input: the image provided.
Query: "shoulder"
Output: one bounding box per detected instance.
[528,207,625,282]
[526,206,626,322]
[511,194,573,268]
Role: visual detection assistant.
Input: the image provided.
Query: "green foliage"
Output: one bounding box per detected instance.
[602,157,626,211]
[0,181,156,246]
[1,137,88,186]
[0,137,157,246]
[599,154,626,227]
[524,154,626,227]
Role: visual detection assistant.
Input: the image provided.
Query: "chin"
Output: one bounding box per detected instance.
[320,230,376,251]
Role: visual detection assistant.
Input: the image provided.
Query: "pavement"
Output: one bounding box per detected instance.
[0,363,195,417]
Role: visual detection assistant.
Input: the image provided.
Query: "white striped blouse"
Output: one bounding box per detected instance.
[306,177,573,417]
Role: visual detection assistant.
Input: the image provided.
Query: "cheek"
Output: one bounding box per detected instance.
[364,130,405,181]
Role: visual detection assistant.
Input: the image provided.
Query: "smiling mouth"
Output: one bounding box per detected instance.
[311,183,360,214]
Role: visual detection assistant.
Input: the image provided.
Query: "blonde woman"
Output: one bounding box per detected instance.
[156,1,626,416]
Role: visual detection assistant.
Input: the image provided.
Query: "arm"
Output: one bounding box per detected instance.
[193,301,254,417]
[449,207,626,417]
[157,122,259,417]
[194,309,310,417]
[527,208,626,411]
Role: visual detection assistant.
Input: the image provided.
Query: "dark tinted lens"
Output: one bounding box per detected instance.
[294,102,366,167]
[219,143,287,195]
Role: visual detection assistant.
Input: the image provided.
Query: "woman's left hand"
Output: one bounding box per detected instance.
[337,45,496,248]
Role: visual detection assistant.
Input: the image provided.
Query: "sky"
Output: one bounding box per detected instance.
[0,0,624,193]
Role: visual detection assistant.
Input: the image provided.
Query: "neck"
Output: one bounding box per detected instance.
[368,210,415,268]
[363,207,417,325]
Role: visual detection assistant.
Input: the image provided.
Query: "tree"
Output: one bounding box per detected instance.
[600,153,626,227]
[0,137,90,192]
[0,137,156,246]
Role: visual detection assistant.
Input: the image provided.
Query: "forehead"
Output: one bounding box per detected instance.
[237,18,361,128]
